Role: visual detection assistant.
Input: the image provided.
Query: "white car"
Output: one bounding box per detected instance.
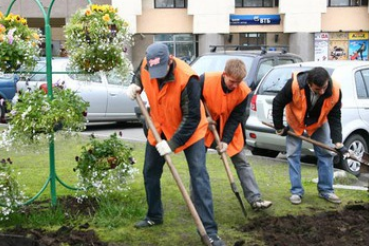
[16,58,146,123]
[245,61,369,176]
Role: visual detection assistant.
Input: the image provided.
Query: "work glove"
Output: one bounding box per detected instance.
[216,142,228,154]
[275,126,289,136]
[156,140,172,156]
[335,144,350,160]
[126,84,141,100]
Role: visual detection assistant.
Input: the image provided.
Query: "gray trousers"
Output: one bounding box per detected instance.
[190,148,262,205]
[230,149,262,204]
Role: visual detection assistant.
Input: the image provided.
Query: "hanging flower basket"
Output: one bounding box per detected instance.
[3,87,89,146]
[0,11,42,73]
[64,4,133,76]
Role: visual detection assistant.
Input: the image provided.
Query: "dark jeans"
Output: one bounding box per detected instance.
[143,138,218,237]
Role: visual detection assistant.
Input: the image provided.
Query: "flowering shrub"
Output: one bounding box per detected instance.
[0,157,27,221]
[64,4,132,76]
[74,133,137,200]
[3,87,89,146]
[0,11,41,73]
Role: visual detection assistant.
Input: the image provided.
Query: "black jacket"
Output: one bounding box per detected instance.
[272,72,343,143]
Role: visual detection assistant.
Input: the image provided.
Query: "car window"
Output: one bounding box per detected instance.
[66,64,102,83]
[278,58,301,65]
[256,59,274,84]
[107,71,127,85]
[191,55,254,76]
[356,70,369,98]
[28,62,47,81]
[258,67,309,95]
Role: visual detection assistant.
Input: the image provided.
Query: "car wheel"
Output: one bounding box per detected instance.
[251,147,280,158]
[338,134,368,176]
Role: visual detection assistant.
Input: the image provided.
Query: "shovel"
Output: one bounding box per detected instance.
[203,103,247,218]
[135,95,212,246]
[262,121,369,173]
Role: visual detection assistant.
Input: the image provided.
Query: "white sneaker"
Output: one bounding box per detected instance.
[319,193,341,204]
[290,194,302,205]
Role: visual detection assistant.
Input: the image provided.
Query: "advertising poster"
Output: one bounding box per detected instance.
[348,32,368,60]
[328,33,349,60]
[329,40,349,60]
[314,33,329,61]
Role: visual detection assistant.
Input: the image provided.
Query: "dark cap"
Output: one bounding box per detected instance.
[146,43,169,79]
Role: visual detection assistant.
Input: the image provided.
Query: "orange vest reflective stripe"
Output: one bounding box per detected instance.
[202,72,251,157]
[141,57,207,153]
[286,72,340,136]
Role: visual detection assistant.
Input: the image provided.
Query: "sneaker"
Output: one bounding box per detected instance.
[290,194,302,205]
[134,218,163,228]
[319,193,341,204]
[251,199,273,210]
[209,235,226,246]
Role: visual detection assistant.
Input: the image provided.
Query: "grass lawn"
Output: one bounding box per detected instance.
[0,130,368,245]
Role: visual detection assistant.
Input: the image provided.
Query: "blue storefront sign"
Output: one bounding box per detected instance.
[230,14,281,25]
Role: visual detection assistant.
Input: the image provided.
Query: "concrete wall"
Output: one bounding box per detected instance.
[289,33,314,61]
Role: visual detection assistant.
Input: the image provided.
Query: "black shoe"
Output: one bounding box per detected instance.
[134,218,163,228]
[209,235,226,246]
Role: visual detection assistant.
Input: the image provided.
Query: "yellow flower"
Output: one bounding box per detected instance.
[91,4,98,12]
[0,24,5,33]
[20,18,27,25]
[32,33,40,40]
[102,14,110,22]
[0,11,3,18]
[85,9,91,16]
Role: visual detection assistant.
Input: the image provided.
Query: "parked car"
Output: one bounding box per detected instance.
[15,58,146,123]
[135,47,303,135]
[245,60,369,176]
[0,73,19,123]
[191,47,303,90]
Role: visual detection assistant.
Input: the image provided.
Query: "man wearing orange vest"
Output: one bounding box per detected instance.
[200,59,272,211]
[126,43,225,246]
[272,67,349,205]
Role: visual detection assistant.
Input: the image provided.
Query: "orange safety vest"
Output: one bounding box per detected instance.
[286,72,340,136]
[202,72,251,157]
[141,57,208,153]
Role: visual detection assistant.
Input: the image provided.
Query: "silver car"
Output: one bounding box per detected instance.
[245,61,369,176]
[16,58,146,123]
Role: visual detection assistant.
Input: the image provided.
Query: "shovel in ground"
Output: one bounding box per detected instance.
[203,103,247,218]
[135,95,212,246]
[262,121,369,173]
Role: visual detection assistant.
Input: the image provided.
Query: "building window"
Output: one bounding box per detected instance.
[154,34,196,63]
[155,0,186,8]
[240,33,266,49]
[235,0,278,7]
[328,0,367,6]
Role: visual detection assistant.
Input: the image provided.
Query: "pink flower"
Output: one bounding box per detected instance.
[7,28,15,44]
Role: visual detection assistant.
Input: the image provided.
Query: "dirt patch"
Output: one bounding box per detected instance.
[239,201,369,246]
[1,196,104,246]
[2,197,369,245]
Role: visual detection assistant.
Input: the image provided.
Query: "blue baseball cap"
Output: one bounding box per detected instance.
[146,43,169,79]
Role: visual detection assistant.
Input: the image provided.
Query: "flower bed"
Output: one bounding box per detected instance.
[64,4,132,76]
[0,11,41,73]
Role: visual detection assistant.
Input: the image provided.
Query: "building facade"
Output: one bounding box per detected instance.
[1,0,369,68]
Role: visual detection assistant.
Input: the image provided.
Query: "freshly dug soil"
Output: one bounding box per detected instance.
[2,197,369,246]
[239,201,369,246]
